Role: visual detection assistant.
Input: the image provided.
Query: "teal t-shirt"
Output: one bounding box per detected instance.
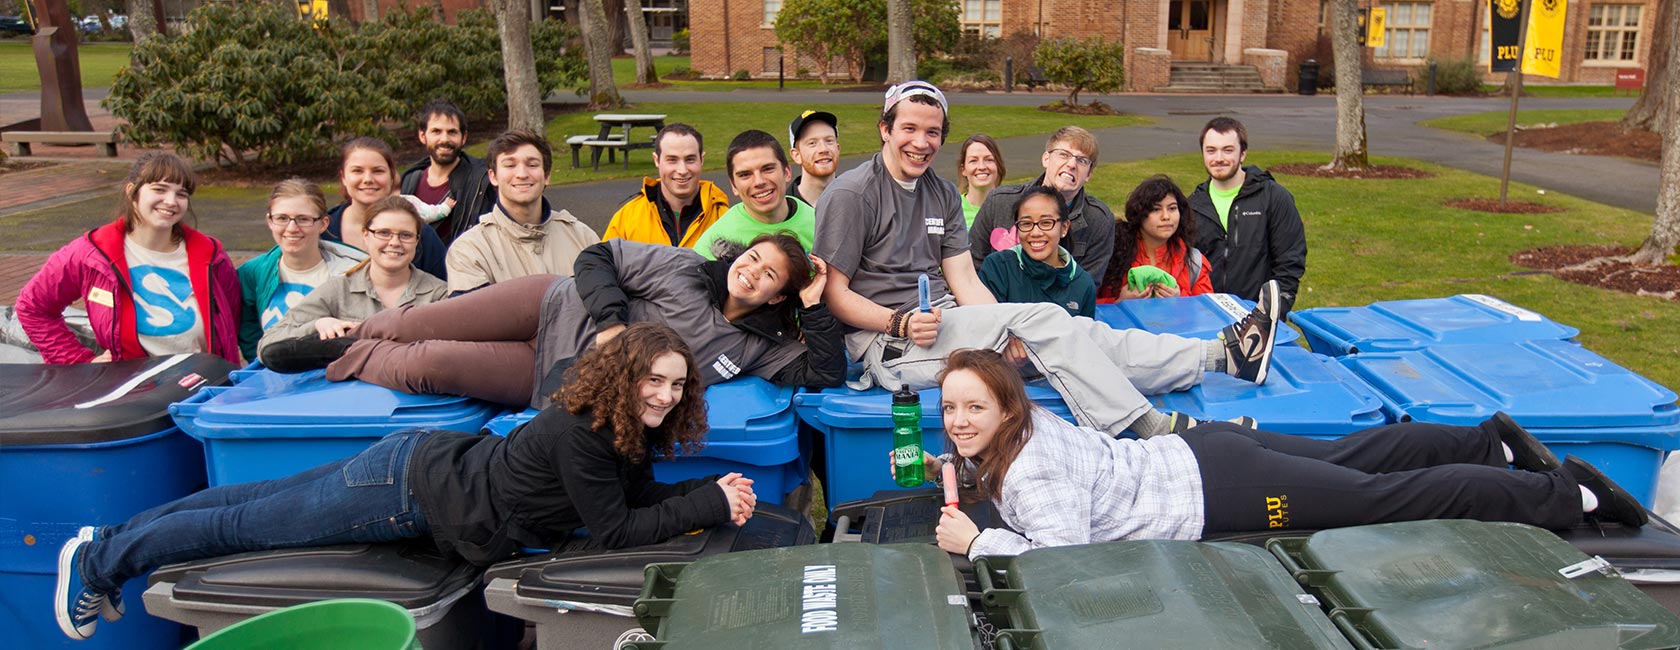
[692,197,817,260]
[1209,184,1241,232]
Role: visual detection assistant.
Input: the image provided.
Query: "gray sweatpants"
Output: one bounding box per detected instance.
[850,302,1206,436]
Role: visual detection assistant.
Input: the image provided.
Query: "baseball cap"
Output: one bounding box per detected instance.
[788,110,839,147]
[882,81,948,115]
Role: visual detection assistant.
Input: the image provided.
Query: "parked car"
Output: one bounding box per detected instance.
[0,14,34,36]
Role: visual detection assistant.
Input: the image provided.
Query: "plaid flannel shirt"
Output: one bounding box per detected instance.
[967,409,1205,559]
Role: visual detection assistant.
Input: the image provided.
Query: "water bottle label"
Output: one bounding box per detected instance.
[893,446,921,465]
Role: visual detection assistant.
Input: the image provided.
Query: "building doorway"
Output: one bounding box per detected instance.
[1167,0,1216,60]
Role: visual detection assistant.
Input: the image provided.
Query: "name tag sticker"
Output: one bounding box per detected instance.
[88,287,115,308]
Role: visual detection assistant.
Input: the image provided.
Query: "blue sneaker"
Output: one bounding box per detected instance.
[78,527,123,622]
[55,535,106,640]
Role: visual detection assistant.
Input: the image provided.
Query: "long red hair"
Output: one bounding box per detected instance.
[938,348,1036,500]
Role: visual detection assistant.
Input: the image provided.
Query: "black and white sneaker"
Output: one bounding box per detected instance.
[260,336,356,374]
[1222,280,1280,384]
[1167,412,1259,434]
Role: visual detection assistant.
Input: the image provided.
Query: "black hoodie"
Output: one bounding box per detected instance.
[1187,165,1306,314]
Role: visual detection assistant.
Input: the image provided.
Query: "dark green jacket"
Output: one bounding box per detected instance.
[978,245,1096,318]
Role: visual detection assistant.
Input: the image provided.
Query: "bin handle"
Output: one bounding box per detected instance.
[1328,608,1384,650]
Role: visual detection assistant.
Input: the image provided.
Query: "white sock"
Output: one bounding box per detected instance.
[1204,341,1225,372]
[1581,485,1600,512]
[1502,442,1514,464]
[1130,410,1172,438]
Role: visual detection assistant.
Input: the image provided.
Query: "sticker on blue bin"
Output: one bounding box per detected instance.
[1462,294,1542,322]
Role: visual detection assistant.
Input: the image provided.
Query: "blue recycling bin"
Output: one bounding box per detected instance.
[1093,293,1300,346]
[169,367,502,486]
[1290,294,1579,356]
[1148,345,1389,438]
[794,381,1075,506]
[1340,340,1680,505]
[482,376,807,503]
[1,354,235,649]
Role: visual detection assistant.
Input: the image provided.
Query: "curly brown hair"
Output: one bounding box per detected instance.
[561,323,709,463]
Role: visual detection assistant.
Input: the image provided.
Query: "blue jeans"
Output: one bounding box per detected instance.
[81,430,434,593]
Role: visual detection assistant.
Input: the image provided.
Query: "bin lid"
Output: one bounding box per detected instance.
[1338,340,1680,434]
[794,381,1072,433]
[978,541,1352,650]
[0,353,235,446]
[630,543,974,650]
[1274,520,1680,649]
[1290,294,1578,355]
[1149,346,1388,436]
[1094,294,1300,345]
[174,368,499,433]
[483,503,815,607]
[146,542,481,610]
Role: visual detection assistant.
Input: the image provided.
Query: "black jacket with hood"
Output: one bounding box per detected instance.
[1187,165,1306,314]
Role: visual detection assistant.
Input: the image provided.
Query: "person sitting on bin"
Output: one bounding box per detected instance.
[978,185,1097,318]
[1097,175,1214,303]
[236,179,368,362]
[54,323,758,642]
[255,196,450,358]
[260,233,843,409]
[899,348,1647,561]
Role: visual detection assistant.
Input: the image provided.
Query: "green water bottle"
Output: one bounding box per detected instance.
[892,385,925,487]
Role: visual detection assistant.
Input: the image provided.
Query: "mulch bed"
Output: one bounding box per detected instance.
[1270,163,1435,179]
[1512,245,1680,301]
[1038,101,1123,116]
[0,160,56,176]
[1486,121,1660,162]
[1443,198,1565,214]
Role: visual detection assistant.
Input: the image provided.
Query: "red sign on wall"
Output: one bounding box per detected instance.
[1615,68,1646,94]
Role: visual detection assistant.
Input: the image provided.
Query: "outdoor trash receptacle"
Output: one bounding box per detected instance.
[483,376,808,504]
[1093,293,1300,346]
[795,381,1073,506]
[183,598,416,650]
[170,367,502,486]
[828,489,1007,602]
[1148,345,1389,438]
[1340,339,1680,506]
[1290,293,1579,356]
[480,502,816,650]
[975,540,1353,650]
[1269,519,1680,649]
[1,353,235,650]
[629,543,978,650]
[143,542,485,649]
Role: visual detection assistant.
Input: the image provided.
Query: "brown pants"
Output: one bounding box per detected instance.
[326,274,557,408]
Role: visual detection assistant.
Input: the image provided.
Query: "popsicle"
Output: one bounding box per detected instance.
[942,462,958,508]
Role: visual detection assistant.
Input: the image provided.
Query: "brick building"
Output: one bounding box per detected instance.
[688,0,1663,91]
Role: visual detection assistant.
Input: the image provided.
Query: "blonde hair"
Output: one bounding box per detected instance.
[267,178,328,217]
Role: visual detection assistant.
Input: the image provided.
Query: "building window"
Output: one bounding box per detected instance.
[1374,2,1431,59]
[1585,4,1641,62]
[763,47,781,75]
[763,0,782,25]
[961,0,1001,38]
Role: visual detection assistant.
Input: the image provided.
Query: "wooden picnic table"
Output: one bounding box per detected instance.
[570,113,668,171]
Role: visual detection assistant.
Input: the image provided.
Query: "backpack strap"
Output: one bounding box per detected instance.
[1187,247,1205,288]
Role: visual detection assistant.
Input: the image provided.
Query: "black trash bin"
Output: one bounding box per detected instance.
[1298,59,1319,96]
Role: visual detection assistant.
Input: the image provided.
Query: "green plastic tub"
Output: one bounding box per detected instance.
[185,598,417,650]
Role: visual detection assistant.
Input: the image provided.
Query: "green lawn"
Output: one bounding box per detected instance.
[1420,108,1628,135]
[1084,152,1678,392]
[1479,83,1627,98]
[478,102,1149,185]
[0,41,132,93]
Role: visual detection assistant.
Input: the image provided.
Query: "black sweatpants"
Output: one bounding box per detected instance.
[1181,420,1584,534]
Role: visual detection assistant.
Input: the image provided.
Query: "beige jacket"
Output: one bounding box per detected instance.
[445,202,600,292]
[257,267,450,355]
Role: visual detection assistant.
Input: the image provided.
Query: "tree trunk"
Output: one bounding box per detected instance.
[604,0,627,54]
[433,0,448,21]
[885,0,915,84]
[1623,22,1680,266]
[1621,0,1674,133]
[1326,0,1369,171]
[580,0,624,107]
[362,0,379,22]
[496,0,545,133]
[124,0,158,43]
[624,0,657,84]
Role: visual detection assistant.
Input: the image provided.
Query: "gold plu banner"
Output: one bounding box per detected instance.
[1523,0,1568,78]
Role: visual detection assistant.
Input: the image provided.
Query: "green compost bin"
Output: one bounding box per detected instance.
[1269,520,1680,649]
[628,543,977,649]
[975,540,1354,650]
[184,598,416,650]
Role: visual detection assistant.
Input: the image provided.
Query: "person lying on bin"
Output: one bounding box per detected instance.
[891,348,1647,561]
[259,232,843,409]
[54,323,757,642]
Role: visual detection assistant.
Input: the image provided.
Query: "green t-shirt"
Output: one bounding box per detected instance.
[962,196,981,227]
[691,197,817,260]
[1210,184,1241,232]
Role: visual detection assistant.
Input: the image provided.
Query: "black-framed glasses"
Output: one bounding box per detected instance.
[1014,218,1064,233]
[365,229,417,243]
[267,213,323,227]
[1047,148,1093,168]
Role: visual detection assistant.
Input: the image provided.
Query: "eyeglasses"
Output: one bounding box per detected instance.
[267,214,323,227]
[1014,218,1064,233]
[1047,148,1093,169]
[365,229,417,243]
